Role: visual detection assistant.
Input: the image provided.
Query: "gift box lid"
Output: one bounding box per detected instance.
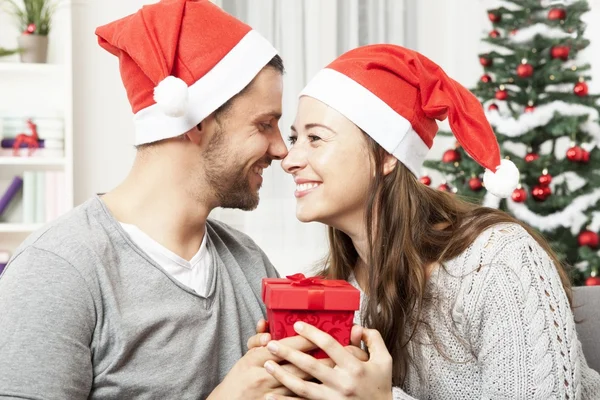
[262,273,360,311]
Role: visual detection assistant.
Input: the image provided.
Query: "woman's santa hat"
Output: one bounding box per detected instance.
[300,45,519,198]
[95,0,277,145]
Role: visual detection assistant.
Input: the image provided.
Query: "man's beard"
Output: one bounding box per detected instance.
[203,126,265,211]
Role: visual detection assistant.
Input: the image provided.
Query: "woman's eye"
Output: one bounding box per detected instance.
[308,135,321,142]
[287,135,297,145]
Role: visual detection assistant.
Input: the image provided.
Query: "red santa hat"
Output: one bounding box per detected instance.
[95,0,277,145]
[300,44,519,198]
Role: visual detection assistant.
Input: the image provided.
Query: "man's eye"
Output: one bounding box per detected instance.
[259,123,273,132]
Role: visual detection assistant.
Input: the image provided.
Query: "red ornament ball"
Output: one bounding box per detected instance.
[525,104,536,113]
[488,12,501,23]
[548,8,567,21]
[511,187,527,203]
[574,81,589,97]
[480,57,493,67]
[489,30,500,39]
[438,183,451,192]
[538,173,552,186]
[517,63,534,78]
[481,74,492,83]
[469,177,483,191]
[525,152,539,162]
[510,29,518,36]
[586,276,600,286]
[419,176,432,186]
[578,230,600,248]
[442,149,461,163]
[495,89,508,101]
[488,103,499,111]
[582,150,591,163]
[542,185,552,197]
[532,185,549,202]
[566,146,584,162]
[551,46,570,61]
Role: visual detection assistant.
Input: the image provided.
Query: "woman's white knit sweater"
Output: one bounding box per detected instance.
[352,223,600,399]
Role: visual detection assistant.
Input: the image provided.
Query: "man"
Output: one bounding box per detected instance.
[0,0,312,398]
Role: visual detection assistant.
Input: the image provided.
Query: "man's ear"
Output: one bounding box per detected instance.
[383,154,398,176]
[185,120,205,145]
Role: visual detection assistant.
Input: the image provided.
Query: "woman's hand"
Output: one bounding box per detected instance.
[263,322,392,400]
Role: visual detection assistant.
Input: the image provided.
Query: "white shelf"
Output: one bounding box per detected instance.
[0,157,65,166]
[0,62,63,75]
[0,223,43,233]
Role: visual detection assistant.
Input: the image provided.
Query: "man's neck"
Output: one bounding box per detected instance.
[101,161,212,261]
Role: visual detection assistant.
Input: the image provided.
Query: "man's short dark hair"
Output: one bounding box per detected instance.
[213,54,284,122]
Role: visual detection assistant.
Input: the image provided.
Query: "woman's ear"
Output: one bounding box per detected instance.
[383,154,398,176]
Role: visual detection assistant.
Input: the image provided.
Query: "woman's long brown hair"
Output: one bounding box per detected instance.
[318,134,573,386]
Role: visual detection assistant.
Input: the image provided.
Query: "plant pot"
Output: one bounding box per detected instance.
[17,34,49,64]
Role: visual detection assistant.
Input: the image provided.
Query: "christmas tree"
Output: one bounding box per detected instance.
[423,0,600,286]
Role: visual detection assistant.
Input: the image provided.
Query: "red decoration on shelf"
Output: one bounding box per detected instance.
[525,152,539,162]
[551,45,570,61]
[12,119,40,156]
[488,12,501,23]
[438,183,451,192]
[442,149,461,163]
[24,23,36,34]
[481,74,492,83]
[586,276,600,286]
[517,62,534,78]
[574,81,589,97]
[489,30,500,38]
[419,176,432,186]
[532,185,550,202]
[525,104,536,113]
[511,187,527,203]
[548,8,567,21]
[566,146,584,162]
[469,177,483,191]
[488,103,499,111]
[538,172,552,186]
[495,89,508,100]
[480,57,493,67]
[578,230,600,248]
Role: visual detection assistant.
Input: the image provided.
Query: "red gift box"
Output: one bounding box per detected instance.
[261,273,360,359]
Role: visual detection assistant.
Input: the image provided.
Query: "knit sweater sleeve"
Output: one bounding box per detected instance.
[463,227,587,399]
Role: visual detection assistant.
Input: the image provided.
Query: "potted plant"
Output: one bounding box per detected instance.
[3,0,58,63]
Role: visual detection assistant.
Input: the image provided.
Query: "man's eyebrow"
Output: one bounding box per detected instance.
[253,111,282,120]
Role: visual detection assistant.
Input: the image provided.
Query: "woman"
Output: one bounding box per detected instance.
[257,44,600,399]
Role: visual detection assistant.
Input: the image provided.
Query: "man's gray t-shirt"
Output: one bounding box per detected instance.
[0,195,279,399]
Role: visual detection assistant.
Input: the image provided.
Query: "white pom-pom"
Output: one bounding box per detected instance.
[153,76,189,117]
[483,159,520,198]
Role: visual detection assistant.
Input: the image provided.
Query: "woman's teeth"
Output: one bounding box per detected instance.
[296,182,320,192]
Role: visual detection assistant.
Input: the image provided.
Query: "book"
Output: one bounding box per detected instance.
[0,176,23,217]
[22,171,36,223]
[1,138,64,149]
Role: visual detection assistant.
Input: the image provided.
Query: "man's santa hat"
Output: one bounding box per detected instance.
[95,0,277,145]
[300,45,519,198]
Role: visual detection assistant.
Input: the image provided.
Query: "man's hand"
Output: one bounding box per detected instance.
[208,330,318,400]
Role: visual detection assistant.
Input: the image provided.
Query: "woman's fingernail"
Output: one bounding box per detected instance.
[265,395,276,400]
[264,361,275,374]
[267,341,279,354]
[294,321,304,332]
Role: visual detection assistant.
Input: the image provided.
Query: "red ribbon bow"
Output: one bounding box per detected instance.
[284,273,346,309]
